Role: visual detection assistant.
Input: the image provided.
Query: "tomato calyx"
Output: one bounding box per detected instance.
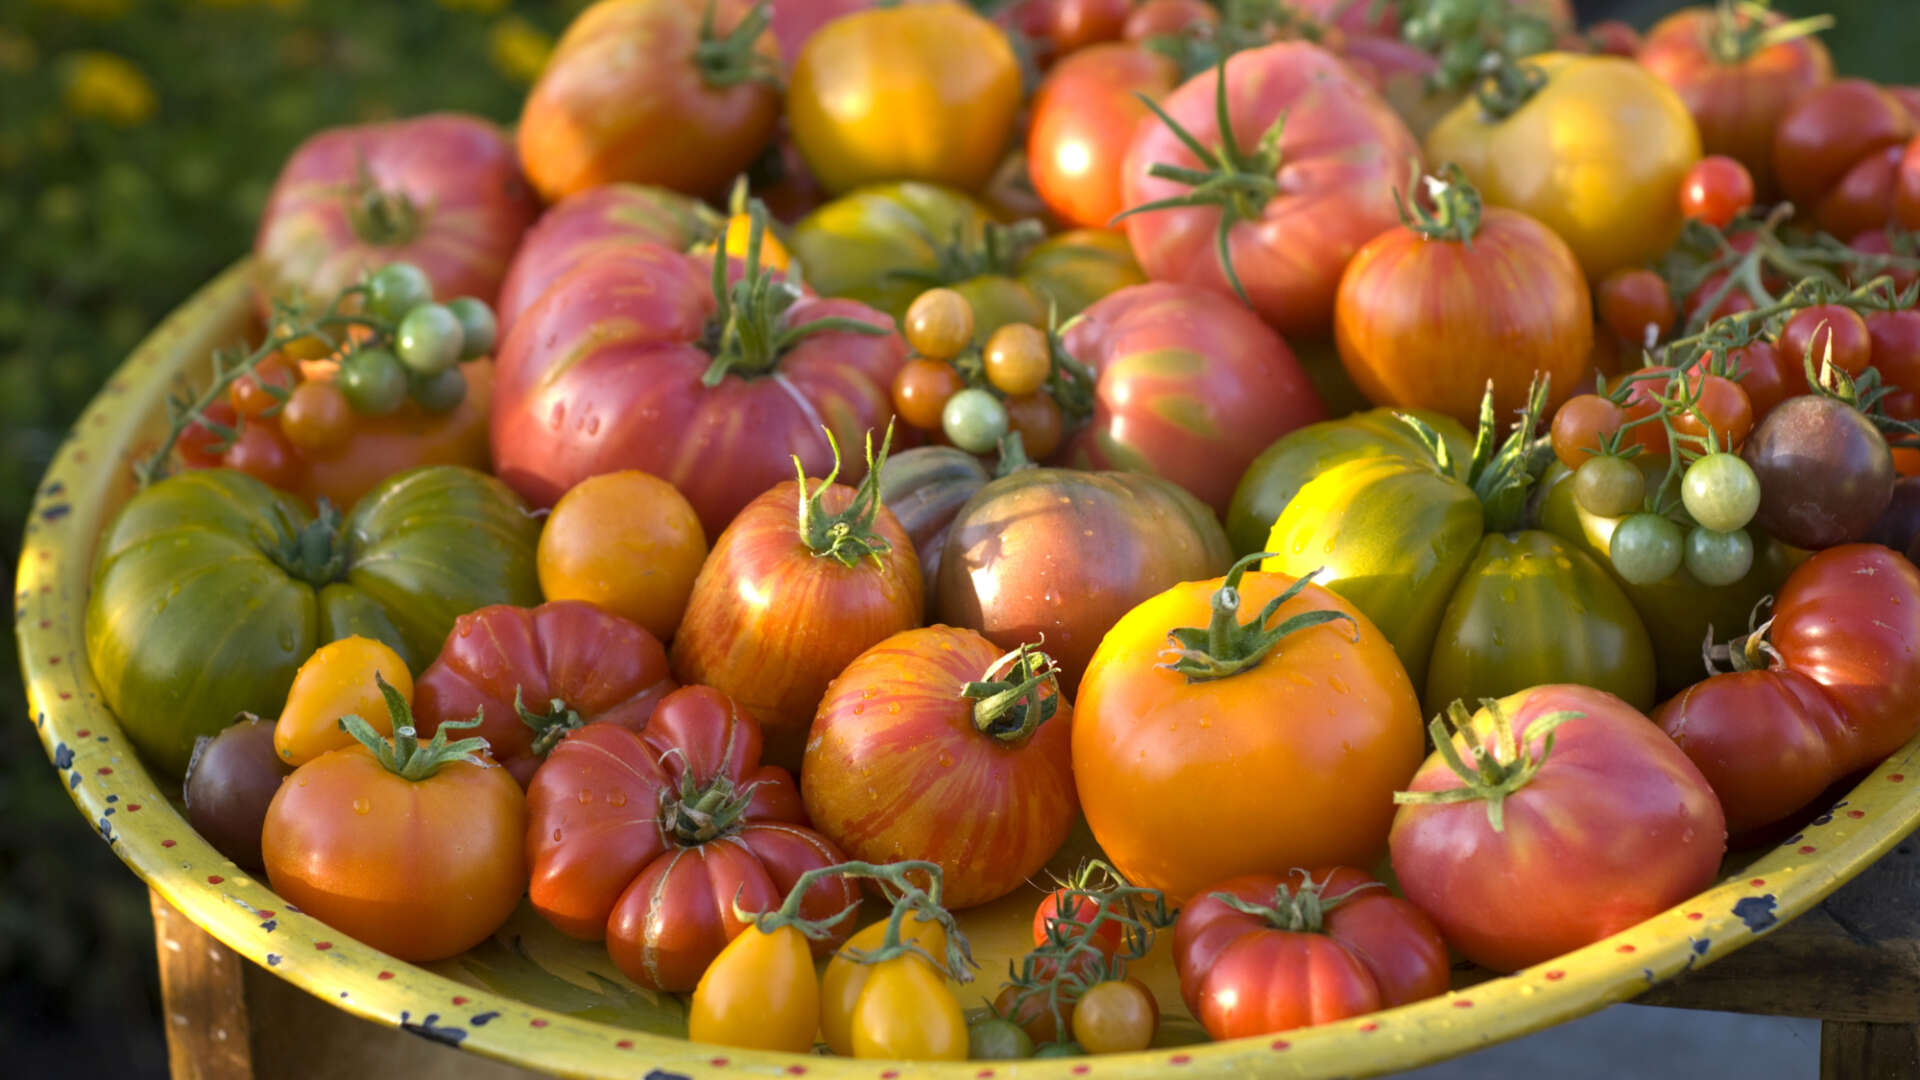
[1396,163,1485,246]
[264,498,349,586]
[1700,598,1783,676]
[1207,867,1382,934]
[962,640,1063,743]
[346,163,420,248]
[794,422,898,568]
[1471,50,1548,121]
[692,0,779,89]
[1004,860,1176,1050]
[897,220,1049,289]
[660,769,765,845]
[831,859,978,982]
[512,686,586,760]
[1392,697,1584,832]
[1159,552,1357,683]
[341,673,493,782]
[1399,374,1551,533]
[1702,0,1832,67]
[1115,59,1282,309]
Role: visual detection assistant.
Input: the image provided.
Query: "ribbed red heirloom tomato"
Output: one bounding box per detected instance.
[1770,543,1920,763]
[491,238,906,539]
[253,113,537,316]
[1119,41,1419,338]
[1773,79,1918,240]
[1172,867,1449,1040]
[1061,282,1326,515]
[1028,42,1180,230]
[1334,170,1592,427]
[672,434,922,770]
[1390,685,1726,973]
[1656,668,1852,840]
[803,626,1075,909]
[525,685,857,991]
[412,601,677,788]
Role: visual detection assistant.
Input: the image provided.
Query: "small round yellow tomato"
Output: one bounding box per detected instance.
[689,924,819,1053]
[1072,979,1159,1053]
[788,1,1021,194]
[273,636,413,767]
[821,916,949,1056]
[848,956,969,1061]
[905,288,976,362]
[537,471,708,641]
[1425,53,1702,280]
[984,323,1052,397]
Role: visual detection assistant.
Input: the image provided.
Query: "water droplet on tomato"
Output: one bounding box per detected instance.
[936,750,954,768]
[351,798,370,815]
[887,702,900,715]
[1328,675,1349,695]
[862,688,875,698]
[551,829,563,843]
[852,703,864,715]
[607,791,626,807]
[577,789,593,805]
[585,416,601,436]
[549,402,566,429]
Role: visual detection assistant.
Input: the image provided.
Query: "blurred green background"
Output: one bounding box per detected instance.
[0,0,1907,1075]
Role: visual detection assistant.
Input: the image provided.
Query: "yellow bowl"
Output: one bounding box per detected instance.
[20,260,1920,1079]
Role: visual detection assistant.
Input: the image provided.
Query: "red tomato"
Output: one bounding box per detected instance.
[492,244,906,539]
[1679,155,1756,227]
[253,113,536,316]
[1390,685,1727,973]
[1718,339,1796,420]
[1597,268,1677,350]
[1770,544,1920,764]
[1028,43,1181,231]
[1033,890,1125,956]
[1897,135,1920,229]
[1120,41,1419,338]
[1868,309,1920,393]
[413,601,676,788]
[1850,227,1920,291]
[1655,669,1853,841]
[770,0,872,70]
[1333,194,1593,428]
[1671,371,1755,451]
[496,184,720,337]
[221,420,301,491]
[1638,6,1833,199]
[230,355,298,420]
[1550,394,1625,468]
[517,0,780,201]
[1779,303,1873,381]
[996,0,1130,68]
[671,454,922,769]
[1172,867,1448,1040]
[525,686,857,991]
[1586,20,1641,58]
[179,399,239,469]
[1060,282,1326,515]
[1773,79,1917,240]
[1122,0,1218,40]
[802,626,1076,909]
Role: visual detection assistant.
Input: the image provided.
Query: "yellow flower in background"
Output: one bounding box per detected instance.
[62,51,157,126]
[0,29,37,74]
[489,15,552,85]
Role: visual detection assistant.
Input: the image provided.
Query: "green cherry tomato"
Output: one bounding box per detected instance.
[366,262,433,322]
[410,366,469,415]
[395,303,466,376]
[338,347,409,415]
[1681,452,1762,533]
[1032,1041,1083,1058]
[446,296,498,359]
[1573,455,1646,518]
[969,1017,1036,1060]
[1685,526,1755,587]
[1611,513,1686,585]
[943,387,1010,454]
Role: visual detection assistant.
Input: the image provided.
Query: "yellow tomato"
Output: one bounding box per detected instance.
[848,956,969,1061]
[537,470,707,642]
[273,636,413,767]
[787,1,1021,195]
[689,924,819,1053]
[1425,53,1702,280]
[820,916,949,1056]
[697,212,792,272]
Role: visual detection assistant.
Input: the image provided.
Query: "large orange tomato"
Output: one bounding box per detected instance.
[1073,555,1425,902]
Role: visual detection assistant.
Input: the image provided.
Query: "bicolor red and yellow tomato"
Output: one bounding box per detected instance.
[1029,42,1180,230]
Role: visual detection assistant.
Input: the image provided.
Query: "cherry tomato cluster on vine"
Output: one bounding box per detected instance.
[894,287,1070,458]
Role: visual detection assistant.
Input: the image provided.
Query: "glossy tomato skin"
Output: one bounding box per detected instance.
[1637,7,1833,199]
[1029,42,1180,230]
[518,0,780,201]
[788,1,1021,194]
[672,481,922,770]
[1428,54,1701,280]
[495,184,721,336]
[877,446,992,608]
[1655,669,1853,840]
[492,244,905,538]
[997,0,1129,67]
[1334,204,1593,426]
[1061,282,1327,515]
[936,468,1234,696]
[413,601,676,788]
[525,686,857,990]
[1773,80,1918,240]
[262,747,525,963]
[689,923,821,1052]
[1122,41,1419,338]
[1390,686,1727,973]
[791,183,998,320]
[292,359,495,510]
[85,467,542,775]
[803,626,1076,909]
[1771,544,1920,763]
[770,0,872,70]
[1075,571,1425,902]
[254,113,536,315]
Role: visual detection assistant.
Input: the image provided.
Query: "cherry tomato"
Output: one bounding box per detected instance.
[395,303,465,376]
[1033,890,1125,956]
[994,982,1070,1046]
[1122,0,1218,39]
[1550,394,1625,468]
[1611,512,1685,585]
[689,923,820,1053]
[1597,268,1676,350]
[1868,309,1920,393]
[893,358,966,431]
[230,355,298,419]
[1006,394,1065,460]
[278,379,355,456]
[985,323,1052,397]
[273,635,414,767]
[365,262,433,322]
[538,470,708,643]
[1780,303,1873,383]
[183,714,290,872]
[1671,372,1754,451]
[1679,155,1756,227]
[1684,526,1754,586]
[905,288,976,361]
[1682,452,1762,532]
[1743,395,1895,549]
[1718,340,1795,420]
[1071,980,1158,1054]
[969,1016,1036,1060]
[1573,455,1646,518]
[409,366,468,415]
[445,296,498,359]
[944,387,1011,454]
[221,420,301,491]
[178,399,239,469]
[337,347,409,415]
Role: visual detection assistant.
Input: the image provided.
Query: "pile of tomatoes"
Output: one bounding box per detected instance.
[73,0,1920,1066]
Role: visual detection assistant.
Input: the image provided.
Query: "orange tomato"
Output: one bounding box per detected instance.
[293,358,493,509]
[537,471,709,642]
[273,636,414,767]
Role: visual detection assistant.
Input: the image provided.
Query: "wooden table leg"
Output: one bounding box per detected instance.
[1822,1021,1920,1079]
[151,889,254,1080]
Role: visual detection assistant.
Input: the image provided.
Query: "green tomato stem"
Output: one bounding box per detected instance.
[1392,698,1583,833]
[338,673,493,783]
[963,641,1062,742]
[793,422,897,569]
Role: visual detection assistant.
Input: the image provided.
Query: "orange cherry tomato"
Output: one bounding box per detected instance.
[274,636,414,767]
[230,355,298,419]
[1005,393,1065,460]
[1550,394,1626,469]
[985,323,1052,396]
[1670,371,1754,451]
[221,420,302,491]
[537,470,708,643]
[892,358,967,431]
[279,379,356,456]
[179,399,239,469]
[905,288,976,361]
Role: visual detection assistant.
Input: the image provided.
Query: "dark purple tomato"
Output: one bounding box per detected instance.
[1866,476,1920,564]
[183,714,292,871]
[1741,395,1895,550]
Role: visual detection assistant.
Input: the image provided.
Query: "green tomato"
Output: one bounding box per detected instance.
[1681,452,1762,533]
[968,1017,1036,1060]
[1611,513,1686,586]
[446,296,499,359]
[1573,455,1646,518]
[395,303,466,376]
[1685,526,1755,587]
[1032,1041,1083,1058]
[338,347,409,415]
[366,262,432,322]
[943,387,1010,454]
[410,365,468,415]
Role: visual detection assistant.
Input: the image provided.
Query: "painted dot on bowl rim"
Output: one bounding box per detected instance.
[1545,970,1566,981]
[1170,1053,1193,1064]
[160,838,175,848]
[95,766,110,774]
[785,1067,807,1077]
[881,1071,899,1079]
[451,996,469,1006]
[529,1018,548,1028]
[1800,845,1818,855]
[977,1070,996,1079]
[1616,943,1637,954]
[255,910,273,920]
[1271,1039,1292,1051]
[1357,1023,1378,1034]
[126,803,140,812]
[1849,809,1867,819]
[615,1040,633,1051]
[1892,774,1906,783]
[75,729,89,738]
[376,971,393,981]
[206,875,224,885]
[705,1056,723,1066]
[1453,998,1474,1008]
[314,942,332,951]
[1687,912,1704,921]
[1072,1067,1091,1076]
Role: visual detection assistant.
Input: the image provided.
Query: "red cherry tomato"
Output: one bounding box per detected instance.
[1550,393,1625,469]
[179,400,240,469]
[1868,309,1920,393]
[221,420,301,491]
[1670,371,1755,452]
[1032,889,1126,957]
[1597,268,1676,349]
[230,355,299,419]
[1717,340,1796,421]
[1779,303,1874,383]
[1122,0,1219,40]
[1679,155,1756,227]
